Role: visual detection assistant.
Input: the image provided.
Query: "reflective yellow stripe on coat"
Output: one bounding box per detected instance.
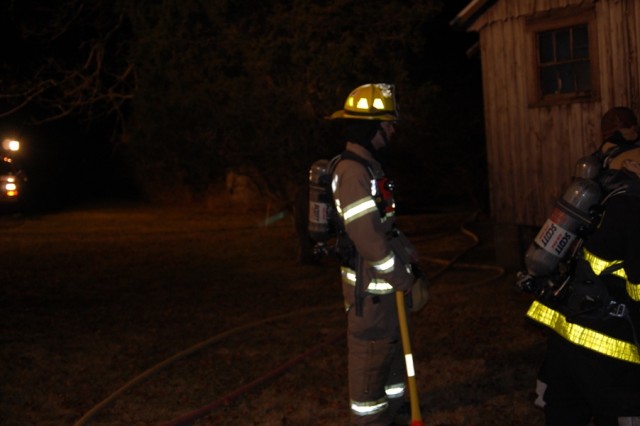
[371,252,395,274]
[340,266,394,295]
[583,248,640,301]
[527,300,640,364]
[339,196,378,226]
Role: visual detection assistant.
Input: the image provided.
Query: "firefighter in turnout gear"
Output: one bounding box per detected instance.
[526,107,640,425]
[326,83,423,426]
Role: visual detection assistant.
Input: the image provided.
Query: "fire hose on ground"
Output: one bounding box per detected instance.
[74,212,505,426]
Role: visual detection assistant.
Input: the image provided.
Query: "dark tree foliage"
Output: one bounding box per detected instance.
[2,0,443,194]
[123,0,446,260]
[123,0,443,202]
[0,1,486,258]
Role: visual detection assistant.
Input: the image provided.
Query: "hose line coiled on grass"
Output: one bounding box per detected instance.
[73,304,343,426]
[158,211,506,425]
[161,331,345,426]
[414,210,505,291]
[75,211,504,425]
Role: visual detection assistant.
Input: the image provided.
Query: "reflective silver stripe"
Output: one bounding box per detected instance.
[367,279,394,294]
[342,267,394,295]
[384,382,406,399]
[341,197,378,225]
[405,353,416,377]
[334,198,343,216]
[372,252,395,274]
[351,397,388,416]
[341,266,356,286]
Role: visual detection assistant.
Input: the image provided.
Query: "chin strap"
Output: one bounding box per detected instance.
[378,123,390,146]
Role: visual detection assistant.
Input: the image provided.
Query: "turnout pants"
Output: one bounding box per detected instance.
[539,334,640,426]
[347,293,407,426]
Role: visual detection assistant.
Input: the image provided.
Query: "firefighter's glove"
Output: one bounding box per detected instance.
[405,263,428,312]
[410,276,429,312]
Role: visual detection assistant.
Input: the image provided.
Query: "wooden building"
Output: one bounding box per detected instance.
[452,0,640,227]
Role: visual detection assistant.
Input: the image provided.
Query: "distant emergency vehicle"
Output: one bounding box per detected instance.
[0,137,26,202]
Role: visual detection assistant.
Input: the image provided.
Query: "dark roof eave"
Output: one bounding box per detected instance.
[450,0,499,30]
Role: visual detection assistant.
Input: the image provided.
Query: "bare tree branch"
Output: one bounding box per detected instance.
[0,2,134,132]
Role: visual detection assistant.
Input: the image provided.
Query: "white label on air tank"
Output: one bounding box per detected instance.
[534,218,577,259]
[309,201,328,224]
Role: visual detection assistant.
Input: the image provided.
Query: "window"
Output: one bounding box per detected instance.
[527,9,598,105]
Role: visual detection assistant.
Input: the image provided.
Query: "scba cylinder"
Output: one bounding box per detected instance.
[524,178,602,277]
[308,159,331,242]
[574,154,602,180]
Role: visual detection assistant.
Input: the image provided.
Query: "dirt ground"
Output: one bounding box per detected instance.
[0,200,549,425]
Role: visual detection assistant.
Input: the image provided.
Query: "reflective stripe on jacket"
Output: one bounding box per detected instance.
[583,248,640,301]
[527,300,640,364]
[527,247,640,364]
[341,265,394,295]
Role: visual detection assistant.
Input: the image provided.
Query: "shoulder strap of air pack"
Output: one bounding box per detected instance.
[330,150,375,180]
[599,133,640,165]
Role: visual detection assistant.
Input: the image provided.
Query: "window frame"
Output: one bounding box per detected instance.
[526,8,599,106]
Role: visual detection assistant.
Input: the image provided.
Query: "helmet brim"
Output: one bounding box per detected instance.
[325,109,397,121]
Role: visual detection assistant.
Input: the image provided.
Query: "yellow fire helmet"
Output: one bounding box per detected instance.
[328,83,398,121]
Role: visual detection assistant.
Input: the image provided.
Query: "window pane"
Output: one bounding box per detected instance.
[557,64,575,93]
[539,31,554,63]
[573,25,589,58]
[534,21,593,100]
[556,29,571,61]
[540,67,558,95]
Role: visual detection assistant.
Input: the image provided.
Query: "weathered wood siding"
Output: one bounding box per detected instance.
[469,0,640,226]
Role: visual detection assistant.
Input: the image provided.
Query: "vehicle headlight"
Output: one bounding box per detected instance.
[2,139,20,152]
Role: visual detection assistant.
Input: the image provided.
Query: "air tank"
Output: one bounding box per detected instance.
[574,154,602,180]
[308,159,331,242]
[524,178,602,277]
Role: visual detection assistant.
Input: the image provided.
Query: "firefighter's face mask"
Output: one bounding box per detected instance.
[372,121,396,150]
